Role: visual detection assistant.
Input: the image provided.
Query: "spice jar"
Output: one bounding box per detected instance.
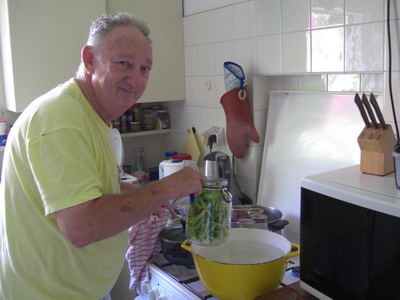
[186,177,232,246]
[155,109,170,130]
[132,103,141,122]
[142,108,155,131]
[129,121,141,132]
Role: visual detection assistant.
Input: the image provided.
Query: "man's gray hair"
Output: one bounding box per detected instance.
[76,12,151,77]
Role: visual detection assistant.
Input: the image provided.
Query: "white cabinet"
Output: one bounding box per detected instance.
[107,0,185,103]
[0,0,106,113]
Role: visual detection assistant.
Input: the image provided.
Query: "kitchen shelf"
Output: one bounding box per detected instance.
[0,130,171,152]
[120,129,171,138]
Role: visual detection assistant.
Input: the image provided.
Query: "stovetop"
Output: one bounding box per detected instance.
[151,254,216,299]
[149,253,300,300]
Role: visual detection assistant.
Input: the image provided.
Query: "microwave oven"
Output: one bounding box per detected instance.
[300,165,400,300]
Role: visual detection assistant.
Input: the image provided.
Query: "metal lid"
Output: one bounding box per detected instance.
[202,177,228,189]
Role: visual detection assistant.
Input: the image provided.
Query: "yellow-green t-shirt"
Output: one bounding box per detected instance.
[0,79,127,300]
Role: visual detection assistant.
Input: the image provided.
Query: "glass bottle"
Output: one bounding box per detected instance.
[131,148,149,185]
[186,177,232,246]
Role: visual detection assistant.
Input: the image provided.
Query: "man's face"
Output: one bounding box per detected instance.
[89,26,153,122]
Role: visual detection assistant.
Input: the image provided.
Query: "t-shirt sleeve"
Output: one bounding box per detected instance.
[27,127,103,216]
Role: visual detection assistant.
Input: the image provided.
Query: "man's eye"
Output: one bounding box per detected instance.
[115,61,132,70]
[142,66,151,73]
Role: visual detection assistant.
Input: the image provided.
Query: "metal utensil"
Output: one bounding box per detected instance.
[354,93,371,128]
[369,93,387,129]
[362,93,379,128]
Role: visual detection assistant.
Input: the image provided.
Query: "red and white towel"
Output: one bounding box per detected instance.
[125,209,170,290]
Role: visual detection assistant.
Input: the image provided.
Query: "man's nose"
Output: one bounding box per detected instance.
[126,68,146,88]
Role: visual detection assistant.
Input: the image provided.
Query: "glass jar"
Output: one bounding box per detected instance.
[129,121,141,132]
[231,205,249,222]
[132,103,141,122]
[142,108,155,131]
[186,177,232,246]
[155,109,170,130]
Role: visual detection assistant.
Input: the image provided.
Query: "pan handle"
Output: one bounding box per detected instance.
[268,219,289,231]
[181,239,192,253]
[285,243,300,259]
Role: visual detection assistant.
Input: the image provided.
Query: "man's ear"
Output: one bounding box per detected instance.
[81,45,95,75]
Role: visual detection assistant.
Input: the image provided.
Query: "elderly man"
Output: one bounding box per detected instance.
[0,12,205,300]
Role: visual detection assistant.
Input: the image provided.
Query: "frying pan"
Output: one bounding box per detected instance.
[231,205,289,232]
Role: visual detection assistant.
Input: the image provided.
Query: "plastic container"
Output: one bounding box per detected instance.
[131,148,149,185]
[186,177,232,246]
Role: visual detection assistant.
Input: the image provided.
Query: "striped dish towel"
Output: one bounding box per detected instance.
[126,209,170,290]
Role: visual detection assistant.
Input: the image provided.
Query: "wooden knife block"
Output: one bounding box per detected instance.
[357,124,396,175]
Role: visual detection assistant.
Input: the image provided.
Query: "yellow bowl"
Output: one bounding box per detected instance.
[181,228,300,300]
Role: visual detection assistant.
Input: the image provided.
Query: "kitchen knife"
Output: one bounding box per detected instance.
[362,93,379,129]
[354,93,371,128]
[369,93,387,129]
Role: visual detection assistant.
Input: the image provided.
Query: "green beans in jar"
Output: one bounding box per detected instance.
[186,178,232,246]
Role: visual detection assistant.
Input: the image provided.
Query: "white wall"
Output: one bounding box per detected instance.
[176,0,400,205]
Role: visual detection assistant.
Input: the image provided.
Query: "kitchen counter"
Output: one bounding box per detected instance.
[255,282,317,300]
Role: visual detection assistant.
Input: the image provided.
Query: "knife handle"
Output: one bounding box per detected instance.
[362,93,379,128]
[354,93,371,128]
[369,93,387,129]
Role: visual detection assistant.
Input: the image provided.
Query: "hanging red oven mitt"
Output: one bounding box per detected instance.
[221,62,260,158]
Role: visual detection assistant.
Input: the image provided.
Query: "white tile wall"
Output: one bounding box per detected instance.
[233,1,256,39]
[255,0,281,35]
[282,31,311,73]
[234,38,257,73]
[197,12,215,44]
[256,35,282,74]
[311,0,344,28]
[177,0,399,205]
[214,6,235,42]
[345,22,384,72]
[345,0,384,24]
[281,0,311,32]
